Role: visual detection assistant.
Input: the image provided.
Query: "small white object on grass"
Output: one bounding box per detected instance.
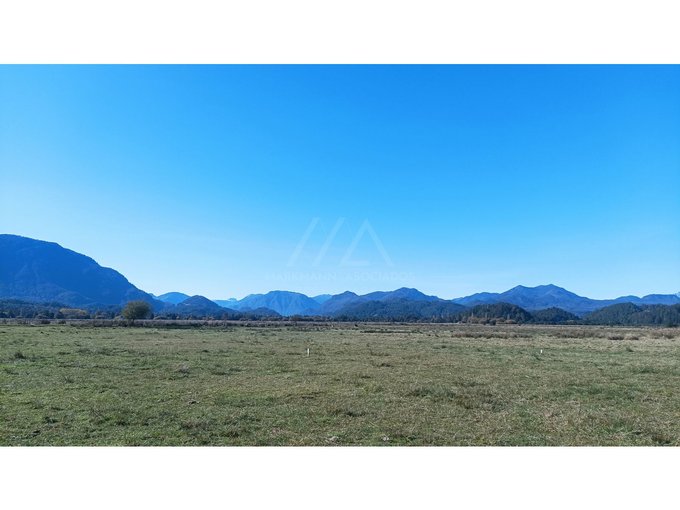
[540,349,543,354]
[306,347,310,357]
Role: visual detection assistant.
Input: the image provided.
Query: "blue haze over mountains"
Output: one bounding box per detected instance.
[2,234,679,317]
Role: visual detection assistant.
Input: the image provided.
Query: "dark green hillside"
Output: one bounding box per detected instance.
[0,234,158,308]
[531,307,580,324]
[458,303,533,324]
[586,303,680,326]
[333,299,465,322]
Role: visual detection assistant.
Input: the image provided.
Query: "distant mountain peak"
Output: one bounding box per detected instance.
[232,290,321,316]
[156,291,190,305]
[178,295,221,308]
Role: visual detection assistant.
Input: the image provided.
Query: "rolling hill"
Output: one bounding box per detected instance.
[332,298,465,321]
[457,303,534,324]
[585,303,680,326]
[530,307,580,324]
[362,287,442,302]
[174,295,226,314]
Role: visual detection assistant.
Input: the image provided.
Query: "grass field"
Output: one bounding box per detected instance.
[1,323,679,446]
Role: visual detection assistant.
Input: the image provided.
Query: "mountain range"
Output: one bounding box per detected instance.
[451,284,680,315]
[2,234,679,319]
[206,285,680,317]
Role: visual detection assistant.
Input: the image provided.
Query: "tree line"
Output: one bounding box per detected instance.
[2,299,679,326]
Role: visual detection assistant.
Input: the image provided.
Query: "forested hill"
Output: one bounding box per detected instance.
[0,234,158,308]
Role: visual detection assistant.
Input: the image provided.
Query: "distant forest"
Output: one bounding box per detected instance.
[2,299,679,327]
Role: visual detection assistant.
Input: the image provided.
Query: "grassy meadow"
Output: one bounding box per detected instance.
[1,323,679,446]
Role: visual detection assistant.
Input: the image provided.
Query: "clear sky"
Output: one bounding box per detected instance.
[1,65,679,300]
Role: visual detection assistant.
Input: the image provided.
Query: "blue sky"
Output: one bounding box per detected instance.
[1,65,679,299]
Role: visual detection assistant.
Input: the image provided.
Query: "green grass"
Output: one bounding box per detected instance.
[1,323,679,445]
